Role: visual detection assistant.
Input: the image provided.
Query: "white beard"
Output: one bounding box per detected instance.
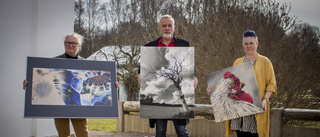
[163,33,172,39]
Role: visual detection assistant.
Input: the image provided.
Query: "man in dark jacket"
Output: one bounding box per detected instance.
[138,14,198,137]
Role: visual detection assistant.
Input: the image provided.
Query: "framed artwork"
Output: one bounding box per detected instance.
[24,57,119,118]
[140,47,195,119]
[206,62,263,122]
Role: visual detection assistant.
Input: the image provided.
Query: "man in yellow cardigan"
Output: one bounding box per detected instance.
[225,30,277,137]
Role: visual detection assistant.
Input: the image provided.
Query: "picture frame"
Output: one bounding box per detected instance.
[140,47,195,119]
[206,62,263,122]
[24,57,119,118]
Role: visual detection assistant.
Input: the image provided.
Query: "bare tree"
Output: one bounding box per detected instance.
[271,23,320,109]
[86,0,101,55]
[144,50,193,113]
[116,46,140,101]
[74,0,86,35]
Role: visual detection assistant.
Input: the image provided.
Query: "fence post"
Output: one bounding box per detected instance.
[270,108,283,137]
[116,101,124,132]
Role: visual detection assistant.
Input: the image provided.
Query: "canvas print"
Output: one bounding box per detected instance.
[140,47,195,119]
[32,68,112,106]
[25,57,118,118]
[206,62,263,122]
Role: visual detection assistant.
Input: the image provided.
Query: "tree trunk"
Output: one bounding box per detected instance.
[179,91,190,113]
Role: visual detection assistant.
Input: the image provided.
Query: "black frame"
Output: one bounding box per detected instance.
[24,57,119,118]
[140,47,195,119]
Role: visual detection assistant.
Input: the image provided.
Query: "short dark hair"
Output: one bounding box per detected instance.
[243,30,256,37]
[243,30,258,42]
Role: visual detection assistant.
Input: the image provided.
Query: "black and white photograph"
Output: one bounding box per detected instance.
[140,47,195,119]
[24,57,119,118]
[206,62,263,122]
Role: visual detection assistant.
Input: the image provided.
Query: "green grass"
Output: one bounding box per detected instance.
[87,116,320,132]
[87,119,116,132]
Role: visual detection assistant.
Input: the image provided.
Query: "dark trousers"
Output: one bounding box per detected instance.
[236,130,258,137]
[155,119,188,137]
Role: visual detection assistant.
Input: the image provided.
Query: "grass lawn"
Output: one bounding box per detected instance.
[87,119,116,132]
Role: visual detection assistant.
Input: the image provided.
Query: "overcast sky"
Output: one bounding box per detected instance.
[140,47,194,104]
[276,0,320,28]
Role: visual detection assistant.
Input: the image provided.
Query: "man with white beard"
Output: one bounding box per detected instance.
[138,14,198,137]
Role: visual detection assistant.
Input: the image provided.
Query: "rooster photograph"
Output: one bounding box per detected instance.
[206,62,263,122]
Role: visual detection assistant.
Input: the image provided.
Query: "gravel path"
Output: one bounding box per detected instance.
[89,130,155,137]
[89,130,176,137]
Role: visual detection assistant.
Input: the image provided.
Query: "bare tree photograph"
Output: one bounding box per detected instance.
[140,47,195,119]
[206,62,263,122]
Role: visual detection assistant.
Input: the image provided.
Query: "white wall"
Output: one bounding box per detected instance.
[0,0,74,136]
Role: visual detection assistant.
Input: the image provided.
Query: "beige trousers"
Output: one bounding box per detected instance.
[54,118,88,137]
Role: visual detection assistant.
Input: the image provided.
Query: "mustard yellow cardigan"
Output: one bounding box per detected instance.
[225,53,277,137]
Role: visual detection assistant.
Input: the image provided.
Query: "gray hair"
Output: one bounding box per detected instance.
[64,33,84,46]
[159,14,175,27]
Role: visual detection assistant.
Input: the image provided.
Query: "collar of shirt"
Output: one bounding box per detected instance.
[65,52,79,59]
[158,37,175,47]
[244,57,256,65]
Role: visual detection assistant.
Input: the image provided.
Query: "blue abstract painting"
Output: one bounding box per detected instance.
[32,68,112,106]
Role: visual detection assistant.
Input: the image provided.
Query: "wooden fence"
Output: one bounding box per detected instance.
[116,101,320,137]
[270,108,320,137]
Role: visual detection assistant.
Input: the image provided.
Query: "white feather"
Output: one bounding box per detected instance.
[210,78,263,122]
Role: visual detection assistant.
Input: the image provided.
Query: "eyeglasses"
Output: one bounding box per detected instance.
[64,41,79,46]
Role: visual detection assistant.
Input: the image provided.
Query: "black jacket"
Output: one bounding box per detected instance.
[144,37,189,47]
[55,53,84,60]
[142,37,190,128]
[138,37,190,74]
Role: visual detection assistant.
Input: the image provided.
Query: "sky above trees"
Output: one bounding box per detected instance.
[274,0,320,27]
